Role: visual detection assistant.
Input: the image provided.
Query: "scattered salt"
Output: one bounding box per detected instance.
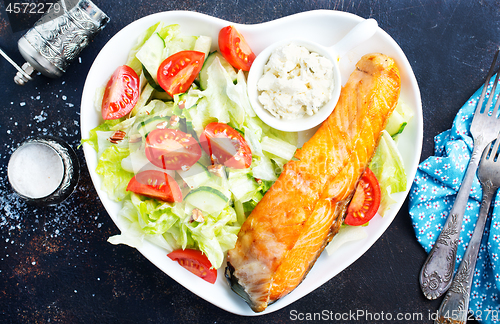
[1,97,104,289]
[34,110,47,123]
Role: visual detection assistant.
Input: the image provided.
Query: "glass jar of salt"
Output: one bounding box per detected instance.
[7,136,80,205]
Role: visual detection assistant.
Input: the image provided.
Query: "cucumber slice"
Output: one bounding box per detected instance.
[177,162,211,189]
[185,120,198,140]
[197,151,212,166]
[142,65,166,92]
[136,116,170,137]
[199,52,237,90]
[177,92,200,110]
[151,90,172,101]
[131,83,155,116]
[385,111,406,137]
[385,101,414,138]
[152,89,174,101]
[184,186,230,214]
[136,32,165,82]
[176,118,201,143]
[193,36,212,62]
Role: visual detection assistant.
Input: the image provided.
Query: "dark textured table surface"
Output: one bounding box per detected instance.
[1,1,499,323]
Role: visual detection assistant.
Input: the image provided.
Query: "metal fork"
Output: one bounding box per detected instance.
[434,136,500,324]
[420,49,500,300]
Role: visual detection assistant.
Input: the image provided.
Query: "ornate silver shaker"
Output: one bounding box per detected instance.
[14,0,109,85]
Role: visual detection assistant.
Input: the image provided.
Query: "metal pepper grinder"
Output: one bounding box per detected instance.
[3,0,109,85]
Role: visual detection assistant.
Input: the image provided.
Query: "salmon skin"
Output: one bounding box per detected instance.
[225,53,401,312]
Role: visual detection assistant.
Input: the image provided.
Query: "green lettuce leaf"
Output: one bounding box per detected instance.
[369,130,407,215]
[81,119,123,151]
[189,206,239,268]
[110,193,239,269]
[126,23,181,74]
[325,225,368,255]
[95,146,134,202]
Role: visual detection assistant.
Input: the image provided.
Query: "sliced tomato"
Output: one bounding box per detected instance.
[200,123,252,169]
[344,168,381,226]
[126,170,182,202]
[101,65,140,120]
[145,128,201,170]
[167,249,217,284]
[157,51,205,97]
[218,26,256,71]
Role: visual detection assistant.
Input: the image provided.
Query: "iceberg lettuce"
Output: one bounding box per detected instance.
[109,193,239,269]
[88,22,305,270]
[126,23,181,74]
[95,146,134,202]
[325,225,368,255]
[369,130,407,215]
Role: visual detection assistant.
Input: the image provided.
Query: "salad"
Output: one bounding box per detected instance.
[84,21,412,283]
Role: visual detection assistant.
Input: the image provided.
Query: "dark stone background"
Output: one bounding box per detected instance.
[1,0,499,323]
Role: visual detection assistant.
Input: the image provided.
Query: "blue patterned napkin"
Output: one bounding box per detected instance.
[409,76,500,323]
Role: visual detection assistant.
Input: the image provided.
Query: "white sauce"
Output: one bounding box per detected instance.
[8,143,64,199]
[257,43,334,120]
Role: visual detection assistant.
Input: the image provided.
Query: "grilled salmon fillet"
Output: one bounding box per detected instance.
[226,53,401,312]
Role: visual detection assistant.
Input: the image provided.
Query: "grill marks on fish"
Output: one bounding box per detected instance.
[226,53,401,312]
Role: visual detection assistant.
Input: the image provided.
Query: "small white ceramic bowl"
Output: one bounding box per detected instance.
[247,18,378,132]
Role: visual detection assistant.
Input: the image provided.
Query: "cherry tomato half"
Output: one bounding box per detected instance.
[218,26,256,71]
[200,123,252,169]
[126,170,182,202]
[157,51,205,97]
[145,128,202,170]
[101,65,140,120]
[344,168,381,226]
[167,249,217,284]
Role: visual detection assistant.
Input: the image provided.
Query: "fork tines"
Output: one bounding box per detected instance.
[486,133,500,161]
[485,137,500,161]
[478,48,500,116]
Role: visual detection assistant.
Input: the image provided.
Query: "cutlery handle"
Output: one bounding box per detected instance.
[434,183,497,324]
[419,141,486,300]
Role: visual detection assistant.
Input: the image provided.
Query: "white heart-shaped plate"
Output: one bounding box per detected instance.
[80,10,422,316]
